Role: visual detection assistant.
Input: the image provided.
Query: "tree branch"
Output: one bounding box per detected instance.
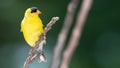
[23,17,59,68]
[60,0,93,68]
[51,0,79,68]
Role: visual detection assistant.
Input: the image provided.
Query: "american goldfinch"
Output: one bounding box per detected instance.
[21,7,46,62]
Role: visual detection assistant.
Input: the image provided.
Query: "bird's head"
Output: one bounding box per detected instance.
[25,7,41,17]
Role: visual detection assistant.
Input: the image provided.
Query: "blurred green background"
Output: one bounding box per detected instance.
[0,0,120,68]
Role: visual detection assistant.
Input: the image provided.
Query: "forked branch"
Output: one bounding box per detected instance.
[60,0,93,68]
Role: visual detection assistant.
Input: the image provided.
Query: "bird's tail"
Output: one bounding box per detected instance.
[37,36,46,62]
[38,51,47,62]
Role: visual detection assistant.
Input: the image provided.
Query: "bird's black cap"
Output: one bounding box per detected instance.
[30,7,38,13]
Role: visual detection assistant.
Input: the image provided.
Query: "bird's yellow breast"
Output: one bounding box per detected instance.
[21,16,44,47]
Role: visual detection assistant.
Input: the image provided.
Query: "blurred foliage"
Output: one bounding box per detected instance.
[0,0,120,68]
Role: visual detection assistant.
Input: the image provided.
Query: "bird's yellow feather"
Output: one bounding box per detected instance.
[21,8,44,47]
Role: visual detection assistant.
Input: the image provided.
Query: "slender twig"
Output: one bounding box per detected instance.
[51,0,79,68]
[23,17,59,68]
[60,0,93,68]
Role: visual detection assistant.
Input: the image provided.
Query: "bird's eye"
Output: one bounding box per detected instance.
[30,7,38,13]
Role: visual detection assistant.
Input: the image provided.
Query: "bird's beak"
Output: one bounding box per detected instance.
[36,10,42,14]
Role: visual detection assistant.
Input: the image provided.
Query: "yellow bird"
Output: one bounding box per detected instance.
[21,7,46,62]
